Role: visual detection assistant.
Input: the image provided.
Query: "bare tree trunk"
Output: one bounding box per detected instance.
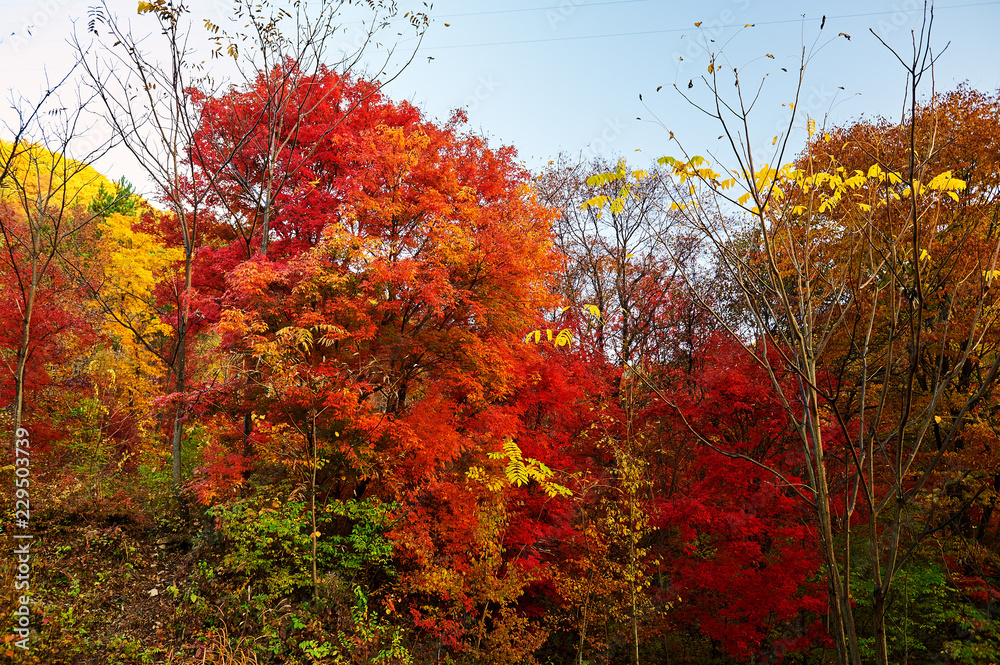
[12,270,38,438]
[814,448,862,665]
[170,246,192,490]
[576,601,589,665]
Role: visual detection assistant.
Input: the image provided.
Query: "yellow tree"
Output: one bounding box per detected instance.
[586,12,999,665]
[68,198,185,480]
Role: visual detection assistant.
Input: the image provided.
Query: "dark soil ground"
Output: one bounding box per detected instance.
[1,483,240,665]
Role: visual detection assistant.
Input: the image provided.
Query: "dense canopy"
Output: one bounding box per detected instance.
[1,4,998,665]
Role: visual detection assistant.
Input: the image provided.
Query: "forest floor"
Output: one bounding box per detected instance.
[1,476,244,665]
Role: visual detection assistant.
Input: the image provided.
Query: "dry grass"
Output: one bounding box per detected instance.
[196,627,260,665]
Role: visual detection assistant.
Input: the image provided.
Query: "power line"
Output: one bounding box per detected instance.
[0,0,648,26]
[434,0,651,19]
[423,1,1000,50]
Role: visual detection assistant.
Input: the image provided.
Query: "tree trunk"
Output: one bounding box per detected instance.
[170,254,191,490]
[12,270,38,440]
[809,398,862,665]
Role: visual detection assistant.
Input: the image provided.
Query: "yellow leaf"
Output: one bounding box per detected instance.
[934,415,942,424]
[948,191,959,202]
[581,194,608,210]
[694,21,702,26]
[554,329,574,347]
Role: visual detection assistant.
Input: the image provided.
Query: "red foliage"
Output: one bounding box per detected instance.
[651,336,827,659]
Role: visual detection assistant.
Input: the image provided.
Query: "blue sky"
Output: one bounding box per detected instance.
[2,0,999,188]
[385,0,1000,169]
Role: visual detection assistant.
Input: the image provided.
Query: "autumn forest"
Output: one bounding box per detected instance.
[1,1,998,664]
